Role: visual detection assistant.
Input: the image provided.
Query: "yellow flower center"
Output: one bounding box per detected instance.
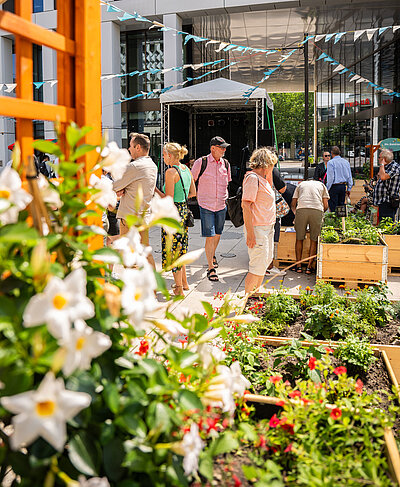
[36,400,56,417]
[134,290,142,301]
[53,294,67,310]
[0,190,10,199]
[76,337,85,350]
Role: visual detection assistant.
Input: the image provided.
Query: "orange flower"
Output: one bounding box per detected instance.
[330,408,342,420]
[288,390,301,398]
[269,375,283,384]
[355,379,363,394]
[334,366,347,376]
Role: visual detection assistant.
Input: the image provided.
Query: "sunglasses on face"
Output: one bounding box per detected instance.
[323,155,330,158]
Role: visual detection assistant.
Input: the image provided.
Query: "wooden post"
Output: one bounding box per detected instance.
[366,143,380,179]
[15,0,33,167]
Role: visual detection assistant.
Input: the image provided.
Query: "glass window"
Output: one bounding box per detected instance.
[33,0,44,13]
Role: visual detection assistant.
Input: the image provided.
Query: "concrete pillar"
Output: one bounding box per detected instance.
[43,45,57,140]
[43,0,55,11]
[163,14,183,88]
[101,21,122,146]
[0,37,14,168]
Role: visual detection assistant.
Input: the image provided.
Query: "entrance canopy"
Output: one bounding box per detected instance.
[160,78,274,110]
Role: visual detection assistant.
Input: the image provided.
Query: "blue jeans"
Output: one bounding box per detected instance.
[199,206,227,237]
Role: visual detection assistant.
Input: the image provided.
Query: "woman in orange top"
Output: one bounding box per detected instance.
[242,147,277,294]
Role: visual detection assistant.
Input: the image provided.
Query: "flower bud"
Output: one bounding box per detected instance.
[104,283,121,317]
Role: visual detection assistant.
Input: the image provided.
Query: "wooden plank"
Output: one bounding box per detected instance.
[384,235,400,268]
[0,97,76,123]
[385,429,400,485]
[0,11,75,55]
[319,261,384,281]
[321,243,386,263]
[349,180,366,204]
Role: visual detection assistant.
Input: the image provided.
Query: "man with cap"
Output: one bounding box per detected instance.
[192,136,232,282]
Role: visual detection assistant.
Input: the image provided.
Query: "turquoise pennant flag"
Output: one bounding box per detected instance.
[334,32,346,43]
[107,5,121,12]
[118,12,135,21]
[33,82,45,89]
[316,53,328,61]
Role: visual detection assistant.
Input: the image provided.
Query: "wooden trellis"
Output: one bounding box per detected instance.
[0,0,101,175]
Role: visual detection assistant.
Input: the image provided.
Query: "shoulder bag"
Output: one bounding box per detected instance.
[174,167,195,227]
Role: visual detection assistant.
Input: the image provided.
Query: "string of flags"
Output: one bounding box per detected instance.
[315,47,400,98]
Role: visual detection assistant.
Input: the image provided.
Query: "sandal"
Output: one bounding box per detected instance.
[173,285,184,296]
[213,256,218,268]
[207,268,219,282]
[305,267,314,275]
[294,265,303,273]
[172,283,189,291]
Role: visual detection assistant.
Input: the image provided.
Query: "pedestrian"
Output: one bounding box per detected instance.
[372,149,400,223]
[242,147,276,294]
[157,142,196,295]
[326,146,353,211]
[113,132,157,267]
[191,136,231,283]
[313,150,331,184]
[291,180,330,274]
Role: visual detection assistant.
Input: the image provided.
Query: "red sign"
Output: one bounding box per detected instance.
[345,98,371,108]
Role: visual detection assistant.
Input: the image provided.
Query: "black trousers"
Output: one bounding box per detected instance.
[378,201,397,223]
[328,184,346,212]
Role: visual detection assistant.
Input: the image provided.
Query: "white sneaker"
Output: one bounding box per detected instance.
[268,266,286,276]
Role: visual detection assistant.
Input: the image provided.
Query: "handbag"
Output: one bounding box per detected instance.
[227,187,244,227]
[275,192,290,218]
[174,167,195,227]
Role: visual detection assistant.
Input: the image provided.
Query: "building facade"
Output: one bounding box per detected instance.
[0,0,399,169]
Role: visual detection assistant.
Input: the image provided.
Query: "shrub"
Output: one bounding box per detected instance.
[352,284,393,327]
[335,335,377,372]
[258,291,300,335]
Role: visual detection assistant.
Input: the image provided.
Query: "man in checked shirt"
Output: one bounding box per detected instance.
[373,149,400,223]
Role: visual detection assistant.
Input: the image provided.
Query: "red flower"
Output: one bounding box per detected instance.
[136,339,149,356]
[256,435,266,448]
[206,417,218,434]
[284,443,293,453]
[269,375,283,384]
[288,390,301,398]
[355,379,363,394]
[276,400,286,407]
[308,357,317,370]
[269,414,280,428]
[334,366,347,376]
[324,347,334,354]
[281,423,295,435]
[222,418,229,428]
[301,398,313,405]
[232,474,242,487]
[330,408,342,420]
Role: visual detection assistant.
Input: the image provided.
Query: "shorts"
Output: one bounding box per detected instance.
[244,225,274,276]
[199,206,227,237]
[294,208,324,241]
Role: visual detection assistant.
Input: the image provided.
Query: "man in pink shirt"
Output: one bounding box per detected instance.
[192,136,232,282]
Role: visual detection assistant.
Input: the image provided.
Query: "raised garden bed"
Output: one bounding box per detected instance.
[383,234,400,275]
[274,227,310,268]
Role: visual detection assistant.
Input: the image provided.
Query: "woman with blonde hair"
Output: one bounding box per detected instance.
[242,147,277,294]
[157,142,196,295]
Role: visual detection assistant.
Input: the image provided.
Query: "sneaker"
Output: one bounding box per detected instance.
[268,266,287,276]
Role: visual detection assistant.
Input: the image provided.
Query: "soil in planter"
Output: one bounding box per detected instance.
[247,298,400,345]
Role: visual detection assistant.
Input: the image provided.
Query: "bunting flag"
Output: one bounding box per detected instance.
[315,47,400,97]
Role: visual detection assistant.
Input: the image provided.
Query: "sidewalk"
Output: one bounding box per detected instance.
[148,221,400,309]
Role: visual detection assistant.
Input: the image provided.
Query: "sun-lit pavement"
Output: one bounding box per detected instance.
[147,220,400,312]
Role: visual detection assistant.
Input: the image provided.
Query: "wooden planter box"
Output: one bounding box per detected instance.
[383,234,400,275]
[316,236,388,287]
[350,179,367,205]
[274,227,310,268]
[245,336,400,485]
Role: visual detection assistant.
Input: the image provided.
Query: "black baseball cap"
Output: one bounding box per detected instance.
[210,136,230,148]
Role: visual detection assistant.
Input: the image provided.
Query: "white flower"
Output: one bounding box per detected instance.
[100,142,131,180]
[59,320,112,376]
[172,424,204,477]
[172,248,204,269]
[229,361,251,396]
[121,268,158,325]
[89,174,117,209]
[149,194,181,234]
[197,343,226,369]
[229,314,260,324]
[78,476,110,487]
[196,327,222,345]
[37,174,63,210]
[0,167,32,224]
[113,227,151,268]
[23,268,95,340]
[0,372,91,451]
[151,318,187,337]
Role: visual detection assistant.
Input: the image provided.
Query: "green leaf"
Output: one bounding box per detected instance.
[103,383,120,413]
[0,223,39,243]
[103,438,125,482]
[178,389,203,412]
[32,140,62,157]
[80,210,99,218]
[150,217,183,232]
[239,422,258,442]
[212,431,239,456]
[242,464,259,481]
[92,247,122,265]
[66,123,92,148]
[116,415,147,438]
[198,452,213,481]
[58,162,81,177]
[71,143,97,161]
[202,301,214,319]
[153,403,171,431]
[68,431,100,476]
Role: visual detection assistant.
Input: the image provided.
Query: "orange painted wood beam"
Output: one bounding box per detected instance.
[0,11,75,55]
[0,96,76,122]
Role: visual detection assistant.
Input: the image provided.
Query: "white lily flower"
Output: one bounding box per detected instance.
[149,194,181,234]
[37,174,63,210]
[113,227,151,268]
[89,174,117,209]
[172,424,204,477]
[78,476,110,487]
[229,361,251,396]
[229,314,260,324]
[0,372,91,451]
[23,268,95,340]
[121,268,158,325]
[196,327,222,345]
[172,248,204,269]
[100,142,131,181]
[196,343,226,369]
[59,320,112,376]
[0,167,32,224]
[151,318,187,337]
